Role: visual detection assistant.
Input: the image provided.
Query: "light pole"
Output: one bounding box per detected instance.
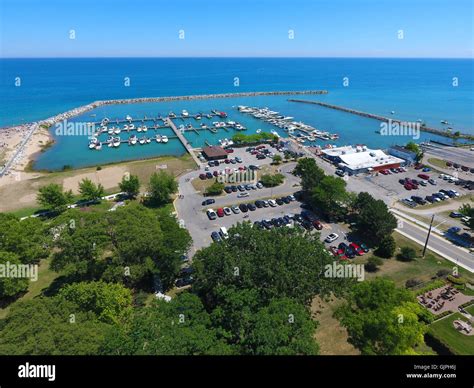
[422,214,435,258]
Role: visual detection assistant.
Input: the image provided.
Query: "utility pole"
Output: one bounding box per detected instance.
[422,214,435,257]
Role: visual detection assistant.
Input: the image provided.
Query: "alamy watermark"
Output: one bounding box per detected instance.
[54,119,96,137]
[216,169,257,184]
[0,261,38,282]
[324,261,365,282]
[379,119,420,140]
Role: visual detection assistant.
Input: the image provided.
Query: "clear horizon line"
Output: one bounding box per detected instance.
[1,55,473,60]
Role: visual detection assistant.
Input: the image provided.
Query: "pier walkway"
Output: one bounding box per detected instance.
[288,99,474,140]
[165,118,201,166]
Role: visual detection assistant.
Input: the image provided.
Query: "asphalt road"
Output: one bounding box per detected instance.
[395,216,474,272]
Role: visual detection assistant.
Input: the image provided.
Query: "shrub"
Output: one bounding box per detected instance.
[397,246,417,262]
[260,173,284,188]
[364,256,383,272]
[447,275,466,286]
[436,269,451,278]
[405,278,422,289]
[205,182,225,196]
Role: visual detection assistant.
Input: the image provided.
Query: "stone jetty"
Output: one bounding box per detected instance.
[288,99,474,141]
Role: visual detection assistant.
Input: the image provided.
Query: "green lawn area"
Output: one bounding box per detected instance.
[428,312,474,355]
[427,158,448,169]
[352,232,474,287]
[0,257,60,320]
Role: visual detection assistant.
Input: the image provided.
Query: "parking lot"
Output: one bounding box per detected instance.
[176,142,352,255]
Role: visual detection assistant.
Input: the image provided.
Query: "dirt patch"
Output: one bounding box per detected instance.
[63,166,127,194]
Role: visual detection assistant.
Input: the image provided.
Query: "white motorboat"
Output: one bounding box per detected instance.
[114,127,121,135]
[139,136,146,145]
[108,128,114,135]
[146,137,151,144]
[182,110,189,117]
[124,124,129,131]
[126,115,132,121]
[137,126,143,133]
[113,137,121,147]
[256,129,262,134]
[88,139,97,149]
[129,124,135,130]
[142,125,148,132]
[129,135,138,145]
[156,135,162,143]
[95,142,102,150]
[168,112,176,118]
[161,135,169,143]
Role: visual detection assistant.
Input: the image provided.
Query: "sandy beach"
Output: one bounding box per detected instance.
[0,124,52,186]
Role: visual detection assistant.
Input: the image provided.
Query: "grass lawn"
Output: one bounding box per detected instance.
[428,312,474,355]
[0,257,60,320]
[427,158,448,169]
[311,296,360,355]
[353,232,474,287]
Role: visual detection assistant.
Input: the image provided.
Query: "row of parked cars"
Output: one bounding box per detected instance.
[206,195,297,220]
[402,188,460,207]
[245,145,277,160]
[379,166,408,175]
[399,174,436,190]
[445,161,474,173]
[253,210,323,231]
[329,242,369,260]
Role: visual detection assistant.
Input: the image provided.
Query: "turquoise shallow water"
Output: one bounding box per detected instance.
[1,58,472,170]
[33,94,466,170]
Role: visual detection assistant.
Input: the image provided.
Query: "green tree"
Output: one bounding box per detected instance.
[79,178,105,202]
[352,192,397,246]
[193,224,350,308]
[311,176,350,221]
[260,173,284,187]
[405,142,423,162]
[147,171,178,206]
[0,213,48,264]
[459,203,474,230]
[0,251,29,298]
[0,297,110,355]
[336,278,427,355]
[119,174,140,199]
[244,298,318,355]
[37,183,73,213]
[293,158,325,192]
[100,293,233,355]
[205,181,225,196]
[57,281,132,324]
[272,155,282,165]
[375,235,396,258]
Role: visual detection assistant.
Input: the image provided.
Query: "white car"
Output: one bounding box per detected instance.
[450,190,460,197]
[461,216,471,223]
[268,199,277,207]
[231,205,240,214]
[237,192,249,198]
[207,209,217,220]
[325,233,339,243]
[223,207,232,216]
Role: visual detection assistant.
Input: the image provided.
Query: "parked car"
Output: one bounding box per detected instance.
[262,200,269,207]
[312,220,323,230]
[224,186,232,193]
[207,209,217,220]
[202,198,216,206]
[418,173,430,180]
[239,203,249,212]
[237,192,249,198]
[349,242,365,256]
[217,208,225,217]
[211,231,221,242]
[428,178,437,185]
[223,207,232,216]
[199,173,206,180]
[276,198,284,206]
[247,203,257,211]
[206,172,213,179]
[325,233,339,243]
[268,199,277,207]
[448,226,461,234]
[231,205,240,214]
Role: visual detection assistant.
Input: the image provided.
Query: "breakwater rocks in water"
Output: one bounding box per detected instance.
[288,99,474,140]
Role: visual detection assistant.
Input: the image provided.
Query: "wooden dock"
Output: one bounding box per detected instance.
[165,118,202,166]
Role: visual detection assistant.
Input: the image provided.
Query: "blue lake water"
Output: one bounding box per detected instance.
[1,58,472,170]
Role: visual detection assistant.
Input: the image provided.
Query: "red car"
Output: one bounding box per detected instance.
[336,248,348,260]
[312,220,323,230]
[217,208,225,217]
[349,242,365,256]
[380,169,389,175]
[418,173,430,180]
[404,183,413,190]
[225,149,234,153]
[256,145,266,150]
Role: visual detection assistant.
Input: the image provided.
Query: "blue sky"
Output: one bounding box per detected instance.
[0,0,472,58]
